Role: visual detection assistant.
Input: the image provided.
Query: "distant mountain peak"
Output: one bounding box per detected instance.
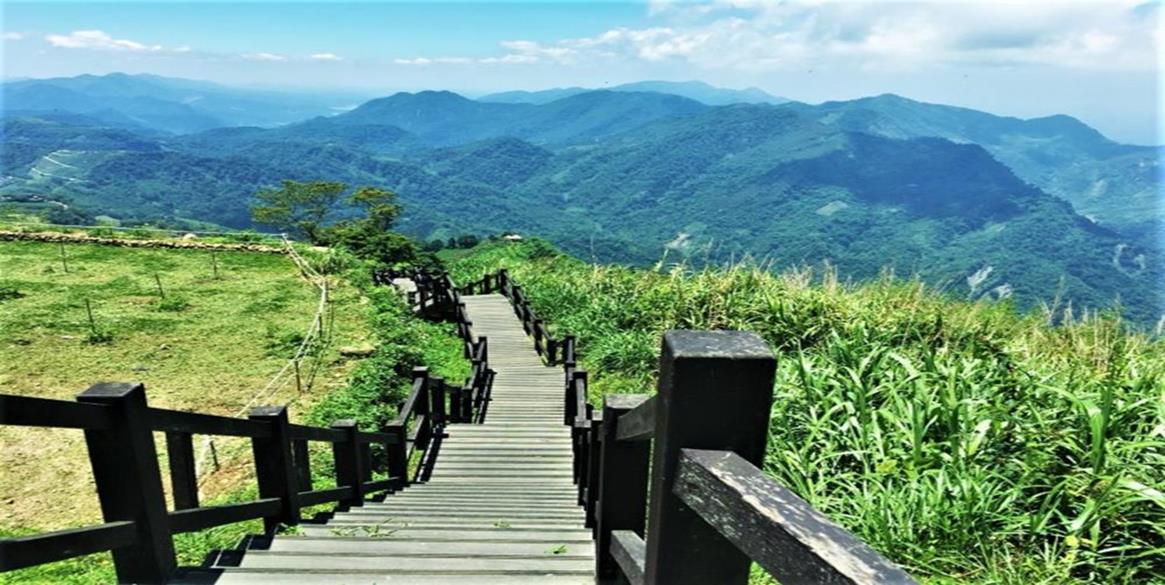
[479,80,787,107]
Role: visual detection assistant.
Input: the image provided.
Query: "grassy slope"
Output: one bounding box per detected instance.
[0,241,467,583]
[449,239,1165,584]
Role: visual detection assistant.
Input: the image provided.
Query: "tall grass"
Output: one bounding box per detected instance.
[450,239,1165,584]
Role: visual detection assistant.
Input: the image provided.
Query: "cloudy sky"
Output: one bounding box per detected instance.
[2,0,1161,144]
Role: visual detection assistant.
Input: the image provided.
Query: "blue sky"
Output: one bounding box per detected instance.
[2,1,1161,144]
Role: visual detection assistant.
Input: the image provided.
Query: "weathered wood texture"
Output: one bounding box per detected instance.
[675,449,919,585]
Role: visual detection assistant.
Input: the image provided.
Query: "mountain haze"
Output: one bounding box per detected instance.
[480,80,787,106]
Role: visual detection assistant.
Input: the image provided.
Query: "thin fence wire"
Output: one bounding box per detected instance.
[194,236,332,483]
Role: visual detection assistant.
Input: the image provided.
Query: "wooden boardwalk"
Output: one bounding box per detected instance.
[185,293,592,584]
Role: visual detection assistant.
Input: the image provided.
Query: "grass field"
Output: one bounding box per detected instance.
[450,239,1165,584]
[0,241,372,535]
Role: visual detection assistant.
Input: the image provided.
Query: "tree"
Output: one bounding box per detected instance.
[251,180,346,243]
[326,186,416,265]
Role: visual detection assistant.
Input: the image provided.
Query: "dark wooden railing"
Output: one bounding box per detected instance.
[373,266,495,426]
[460,268,560,365]
[0,361,486,581]
[486,270,918,585]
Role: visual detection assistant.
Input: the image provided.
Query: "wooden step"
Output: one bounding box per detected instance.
[221,551,592,574]
[264,536,595,558]
[173,568,593,584]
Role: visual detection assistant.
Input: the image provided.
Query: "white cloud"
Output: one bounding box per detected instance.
[493,0,1158,72]
[243,52,287,62]
[310,53,342,61]
[2,32,24,41]
[394,56,474,66]
[45,30,163,51]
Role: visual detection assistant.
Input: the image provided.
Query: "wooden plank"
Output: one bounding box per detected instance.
[169,498,282,534]
[614,396,655,442]
[0,394,113,430]
[675,449,917,585]
[149,407,271,438]
[0,521,136,571]
[287,423,346,443]
[297,485,354,507]
[610,531,646,585]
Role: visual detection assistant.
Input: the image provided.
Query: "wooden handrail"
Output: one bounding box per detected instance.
[0,394,115,430]
[0,368,439,580]
[674,449,918,584]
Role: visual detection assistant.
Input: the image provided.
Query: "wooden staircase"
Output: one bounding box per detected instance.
[178,293,594,583]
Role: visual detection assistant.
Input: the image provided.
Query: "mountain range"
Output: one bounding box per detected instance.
[1,73,366,133]
[479,80,788,106]
[1,73,1160,324]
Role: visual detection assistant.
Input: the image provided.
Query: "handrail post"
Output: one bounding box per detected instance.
[331,419,366,506]
[585,411,603,531]
[249,405,301,532]
[77,382,175,584]
[566,369,585,425]
[165,431,199,510]
[642,331,776,585]
[596,395,651,583]
[498,269,509,295]
[533,318,545,354]
[386,421,408,488]
[431,377,447,430]
[292,438,312,491]
[418,376,435,449]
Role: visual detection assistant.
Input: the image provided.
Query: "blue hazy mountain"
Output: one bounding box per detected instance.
[1,73,366,134]
[480,80,786,106]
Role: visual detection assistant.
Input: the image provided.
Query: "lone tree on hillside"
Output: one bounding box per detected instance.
[251,180,346,244]
[251,180,417,265]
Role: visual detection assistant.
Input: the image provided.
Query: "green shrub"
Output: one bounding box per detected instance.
[0,285,24,301]
[154,295,190,312]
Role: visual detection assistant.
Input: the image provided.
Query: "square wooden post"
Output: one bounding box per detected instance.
[331,419,365,506]
[249,405,300,532]
[165,431,199,510]
[77,382,176,584]
[642,331,776,585]
[596,394,652,583]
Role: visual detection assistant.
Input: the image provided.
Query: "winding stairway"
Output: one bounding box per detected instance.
[179,293,593,584]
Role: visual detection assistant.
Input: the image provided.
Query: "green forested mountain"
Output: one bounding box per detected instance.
[1,86,1159,324]
[334,90,707,146]
[785,94,1162,236]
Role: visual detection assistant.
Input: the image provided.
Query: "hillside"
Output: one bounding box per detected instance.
[447,239,1165,584]
[0,239,368,536]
